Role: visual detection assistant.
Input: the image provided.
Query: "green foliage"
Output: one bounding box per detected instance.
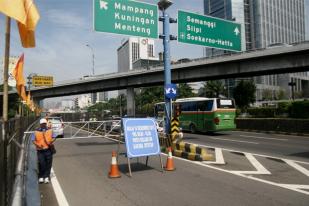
[247,107,276,118]
[277,102,291,114]
[277,90,286,100]
[262,89,273,100]
[289,100,309,118]
[178,83,195,98]
[198,80,226,98]
[87,95,127,117]
[233,80,256,111]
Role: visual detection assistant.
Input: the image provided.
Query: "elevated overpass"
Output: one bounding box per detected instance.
[30,42,309,99]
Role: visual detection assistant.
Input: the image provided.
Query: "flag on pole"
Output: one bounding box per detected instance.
[0,0,40,48]
[26,91,31,106]
[12,54,26,99]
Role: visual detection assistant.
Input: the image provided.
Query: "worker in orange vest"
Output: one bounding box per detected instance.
[32,118,56,184]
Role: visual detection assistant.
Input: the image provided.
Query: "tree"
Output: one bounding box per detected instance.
[198,80,226,98]
[262,89,273,100]
[178,83,195,98]
[233,80,256,111]
[135,86,164,116]
[0,84,19,118]
[277,89,286,100]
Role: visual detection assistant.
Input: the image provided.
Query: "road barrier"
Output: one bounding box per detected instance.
[172,141,213,161]
[0,116,38,206]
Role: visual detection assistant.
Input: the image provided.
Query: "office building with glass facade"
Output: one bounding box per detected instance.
[204,0,309,100]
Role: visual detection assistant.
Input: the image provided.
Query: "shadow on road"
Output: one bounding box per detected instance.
[75,141,118,146]
[289,151,309,159]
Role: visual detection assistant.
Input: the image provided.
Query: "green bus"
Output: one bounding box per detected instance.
[154,97,236,133]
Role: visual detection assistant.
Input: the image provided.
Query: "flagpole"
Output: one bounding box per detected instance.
[2,16,11,206]
[3,17,11,122]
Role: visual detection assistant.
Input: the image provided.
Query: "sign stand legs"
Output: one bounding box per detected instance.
[159,154,164,172]
[127,158,132,177]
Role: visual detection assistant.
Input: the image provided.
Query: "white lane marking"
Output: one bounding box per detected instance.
[239,135,288,141]
[167,154,309,196]
[231,153,271,175]
[203,148,225,165]
[209,137,259,144]
[284,159,309,177]
[51,168,69,206]
[189,142,309,165]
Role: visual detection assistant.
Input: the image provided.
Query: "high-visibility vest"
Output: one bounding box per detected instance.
[34,129,53,150]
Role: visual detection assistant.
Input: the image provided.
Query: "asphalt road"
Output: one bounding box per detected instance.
[40,127,309,206]
[182,130,309,162]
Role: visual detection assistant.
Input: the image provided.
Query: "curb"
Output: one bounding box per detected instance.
[173,149,213,161]
[236,129,309,137]
[172,141,214,161]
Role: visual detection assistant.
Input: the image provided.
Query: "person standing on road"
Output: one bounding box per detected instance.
[32,118,56,184]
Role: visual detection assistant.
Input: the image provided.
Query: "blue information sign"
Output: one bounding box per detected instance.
[165,84,177,99]
[123,118,160,158]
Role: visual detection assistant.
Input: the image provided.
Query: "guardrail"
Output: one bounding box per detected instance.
[0,117,37,206]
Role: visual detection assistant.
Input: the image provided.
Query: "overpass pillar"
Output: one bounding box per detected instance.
[126,88,135,117]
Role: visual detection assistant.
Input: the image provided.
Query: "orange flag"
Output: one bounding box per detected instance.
[20,85,27,101]
[0,0,40,48]
[26,91,31,106]
[12,54,26,98]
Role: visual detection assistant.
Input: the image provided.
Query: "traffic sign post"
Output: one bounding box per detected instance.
[32,76,53,87]
[94,0,158,39]
[178,10,242,52]
[165,83,177,99]
[123,118,163,176]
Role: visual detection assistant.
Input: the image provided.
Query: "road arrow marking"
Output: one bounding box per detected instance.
[234,27,240,36]
[100,0,108,10]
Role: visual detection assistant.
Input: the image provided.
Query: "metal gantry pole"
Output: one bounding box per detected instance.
[162,9,172,135]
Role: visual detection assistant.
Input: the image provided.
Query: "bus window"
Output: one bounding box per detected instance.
[205,100,214,111]
[216,99,235,109]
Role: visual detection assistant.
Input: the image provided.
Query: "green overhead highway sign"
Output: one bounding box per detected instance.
[178,10,242,52]
[94,0,158,39]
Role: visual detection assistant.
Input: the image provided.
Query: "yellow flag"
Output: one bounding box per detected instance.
[0,0,27,24]
[0,0,40,48]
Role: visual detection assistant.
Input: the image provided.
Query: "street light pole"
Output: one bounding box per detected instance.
[86,44,96,104]
[86,44,95,76]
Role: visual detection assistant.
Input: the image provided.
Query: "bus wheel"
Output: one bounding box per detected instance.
[189,124,196,134]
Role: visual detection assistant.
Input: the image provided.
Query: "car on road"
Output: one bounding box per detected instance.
[47,116,64,138]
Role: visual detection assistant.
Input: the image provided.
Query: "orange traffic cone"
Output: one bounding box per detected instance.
[165,147,175,171]
[108,151,121,178]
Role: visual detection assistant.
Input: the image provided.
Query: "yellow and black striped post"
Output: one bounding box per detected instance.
[171,117,180,142]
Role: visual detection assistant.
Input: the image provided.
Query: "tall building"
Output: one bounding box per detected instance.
[117,37,159,96]
[117,37,158,73]
[204,0,309,100]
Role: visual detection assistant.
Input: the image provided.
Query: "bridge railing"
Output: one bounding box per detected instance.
[0,117,37,206]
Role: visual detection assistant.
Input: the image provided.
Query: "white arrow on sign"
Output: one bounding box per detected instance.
[234,27,240,36]
[165,88,171,94]
[100,0,108,10]
[171,88,176,94]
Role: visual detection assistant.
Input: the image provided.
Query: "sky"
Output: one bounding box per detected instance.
[0,0,205,84]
